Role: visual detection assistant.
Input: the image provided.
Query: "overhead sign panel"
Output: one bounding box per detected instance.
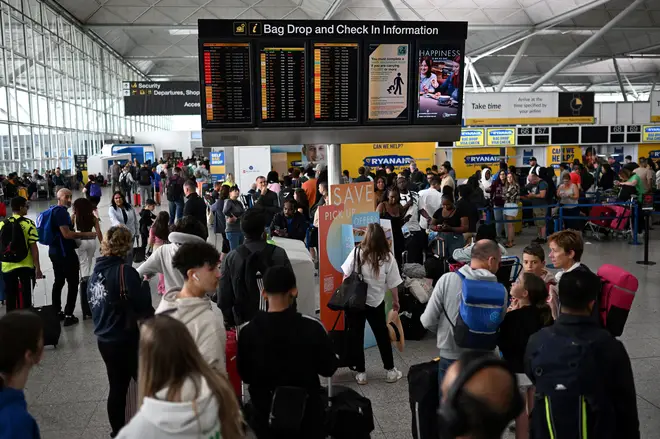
[463,92,595,126]
[123,81,200,116]
[486,128,515,146]
[642,125,660,143]
[197,19,468,145]
[455,128,485,147]
[651,91,660,123]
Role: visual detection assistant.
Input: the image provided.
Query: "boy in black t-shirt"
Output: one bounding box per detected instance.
[138,199,156,249]
[238,265,337,439]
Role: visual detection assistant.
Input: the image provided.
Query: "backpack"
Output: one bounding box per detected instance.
[597,264,638,337]
[528,326,614,439]
[0,216,29,263]
[138,168,151,186]
[89,183,101,198]
[36,205,64,246]
[120,173,131,192]
[232,244,277,325]
[166,176,184,201]
[442,271,507,350]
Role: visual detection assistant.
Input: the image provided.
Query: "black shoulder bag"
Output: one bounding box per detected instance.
[327,248,368,311]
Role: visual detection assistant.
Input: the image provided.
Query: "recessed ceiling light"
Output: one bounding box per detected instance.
[169,29,197,35]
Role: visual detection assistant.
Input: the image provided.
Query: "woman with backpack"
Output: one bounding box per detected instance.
[73,198,103,320]
[88,226,154,438]
[108,191,139,264]
[84,175,102,208]
[0,311,44,439]
[119,166,134,205]
[340,223,403,386]
[116,315,243,439]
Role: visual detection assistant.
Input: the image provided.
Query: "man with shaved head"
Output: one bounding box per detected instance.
[47,189,97,326]
[439,351,523,439]
[421,239,502,401]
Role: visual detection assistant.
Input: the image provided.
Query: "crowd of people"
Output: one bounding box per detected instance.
[0,151,651,439]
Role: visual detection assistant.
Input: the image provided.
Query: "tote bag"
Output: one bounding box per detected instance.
[327,248,368,311]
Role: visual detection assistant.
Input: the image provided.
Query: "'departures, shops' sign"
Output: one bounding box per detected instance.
[122,81,200,116]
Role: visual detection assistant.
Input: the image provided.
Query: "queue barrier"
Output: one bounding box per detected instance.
[480,200,640,246]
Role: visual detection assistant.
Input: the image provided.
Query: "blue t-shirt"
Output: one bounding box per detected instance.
[48,206,76,258]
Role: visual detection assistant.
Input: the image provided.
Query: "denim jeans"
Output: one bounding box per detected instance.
[226,231,244,251]
[438,357,457,405]
[168,199,184,224]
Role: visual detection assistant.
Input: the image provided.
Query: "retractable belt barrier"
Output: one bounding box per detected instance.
[480,200,640,245]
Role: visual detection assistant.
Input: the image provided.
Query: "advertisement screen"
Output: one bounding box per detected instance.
[415,43,463,123]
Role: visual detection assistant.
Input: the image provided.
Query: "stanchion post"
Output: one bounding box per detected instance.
[486,208,492,225]
[632,201,640,245]
[637,211,656,265]
[555,206,562,232]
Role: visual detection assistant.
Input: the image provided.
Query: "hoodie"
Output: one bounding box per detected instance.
[137,232,206,293]
[421,265,501,360]
[116,376,221,439]
[156,291,226,372]
[0,387,40,439]
[88,256,155,343]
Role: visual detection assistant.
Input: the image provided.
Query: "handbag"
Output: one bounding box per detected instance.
[133,236,146,263]
[327,248,368,311]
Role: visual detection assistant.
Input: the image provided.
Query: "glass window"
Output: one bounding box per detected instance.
[25,0,42,25]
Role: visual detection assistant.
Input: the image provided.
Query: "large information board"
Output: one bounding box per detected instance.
[198,20,467,145]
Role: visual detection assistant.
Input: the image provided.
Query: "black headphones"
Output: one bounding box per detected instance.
[438,356,524,439]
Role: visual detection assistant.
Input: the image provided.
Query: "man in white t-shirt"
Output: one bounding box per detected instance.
[397,175,425,264]
[419,176,443,230]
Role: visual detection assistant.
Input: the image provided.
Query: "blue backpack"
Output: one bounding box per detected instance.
[443,271,507,350]
[89,183,101,197]
[36,205,64,246]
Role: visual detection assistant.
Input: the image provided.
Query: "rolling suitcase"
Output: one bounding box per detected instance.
[597,264,638,336]
[30,278,61,348]
[409,358,440,439]
[133,192,141,207]
[226,329,241,398]
[325,378,375,439]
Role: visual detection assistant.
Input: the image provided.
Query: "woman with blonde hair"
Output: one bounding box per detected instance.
[341,222,403,385]
[88,226,154,437]
[117,315,243,439]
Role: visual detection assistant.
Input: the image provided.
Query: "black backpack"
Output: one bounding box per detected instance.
[528,325,614,439]
[138,168,152,186]
[0,216,29,263]
[232,244,277,325]
[167,177,184,201]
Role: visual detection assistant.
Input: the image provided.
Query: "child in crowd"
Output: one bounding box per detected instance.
[520,244,558,319]
[0,310,44,439]
[139,199,157,249]
[498,273,554,439]
[148,211,170,295]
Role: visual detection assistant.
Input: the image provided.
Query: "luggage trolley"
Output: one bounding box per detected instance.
[585,197,634,241]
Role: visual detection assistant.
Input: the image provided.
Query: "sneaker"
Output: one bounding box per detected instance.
[355,372,368,385]
[63,315,79,327]
[385,368,403,383]
[57,311,65,321]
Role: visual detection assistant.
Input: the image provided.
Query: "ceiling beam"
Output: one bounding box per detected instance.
[496,38,531,92]
[528,0,646,91]
[612,57,628,102]
[323,0,344,20]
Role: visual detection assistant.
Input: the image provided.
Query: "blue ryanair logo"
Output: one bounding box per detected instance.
[464,154,499,165]
[364,155,414,166]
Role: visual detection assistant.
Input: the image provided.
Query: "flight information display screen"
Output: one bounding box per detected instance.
[259,45,307,124]
[313,42,359,123]
[201,42,252,125]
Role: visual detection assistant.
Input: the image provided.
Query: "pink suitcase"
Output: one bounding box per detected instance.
[597,264,638,336]
[608,205,631,231]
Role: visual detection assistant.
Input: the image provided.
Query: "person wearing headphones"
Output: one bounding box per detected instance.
[439,351,523,439]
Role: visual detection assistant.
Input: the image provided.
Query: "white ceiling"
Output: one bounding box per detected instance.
[53,0,660,94]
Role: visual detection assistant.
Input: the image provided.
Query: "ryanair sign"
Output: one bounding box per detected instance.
[486,128,515,146]
[455,128,485,147]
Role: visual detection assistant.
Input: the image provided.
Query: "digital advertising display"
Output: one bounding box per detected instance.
[416,43,462,124]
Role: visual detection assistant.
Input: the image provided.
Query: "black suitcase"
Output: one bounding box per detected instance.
[325,379,374,439]
[399,290,428,341]
[409,358,441,439]
[28,279,61,347]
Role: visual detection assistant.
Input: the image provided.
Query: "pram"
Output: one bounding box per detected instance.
[585,199,633,241]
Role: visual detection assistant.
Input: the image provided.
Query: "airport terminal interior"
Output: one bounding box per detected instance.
[1,0,660,438]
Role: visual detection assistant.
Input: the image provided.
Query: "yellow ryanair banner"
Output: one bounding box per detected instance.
[638,144,660,160]
[453,147,502,179]
[562,145,579,163]
[341,142,435,174]
[455,128,485,147]
[642,126,660,143]
[486,128,515,146]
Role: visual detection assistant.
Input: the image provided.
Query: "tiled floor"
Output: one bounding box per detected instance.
[3,191,660,439]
